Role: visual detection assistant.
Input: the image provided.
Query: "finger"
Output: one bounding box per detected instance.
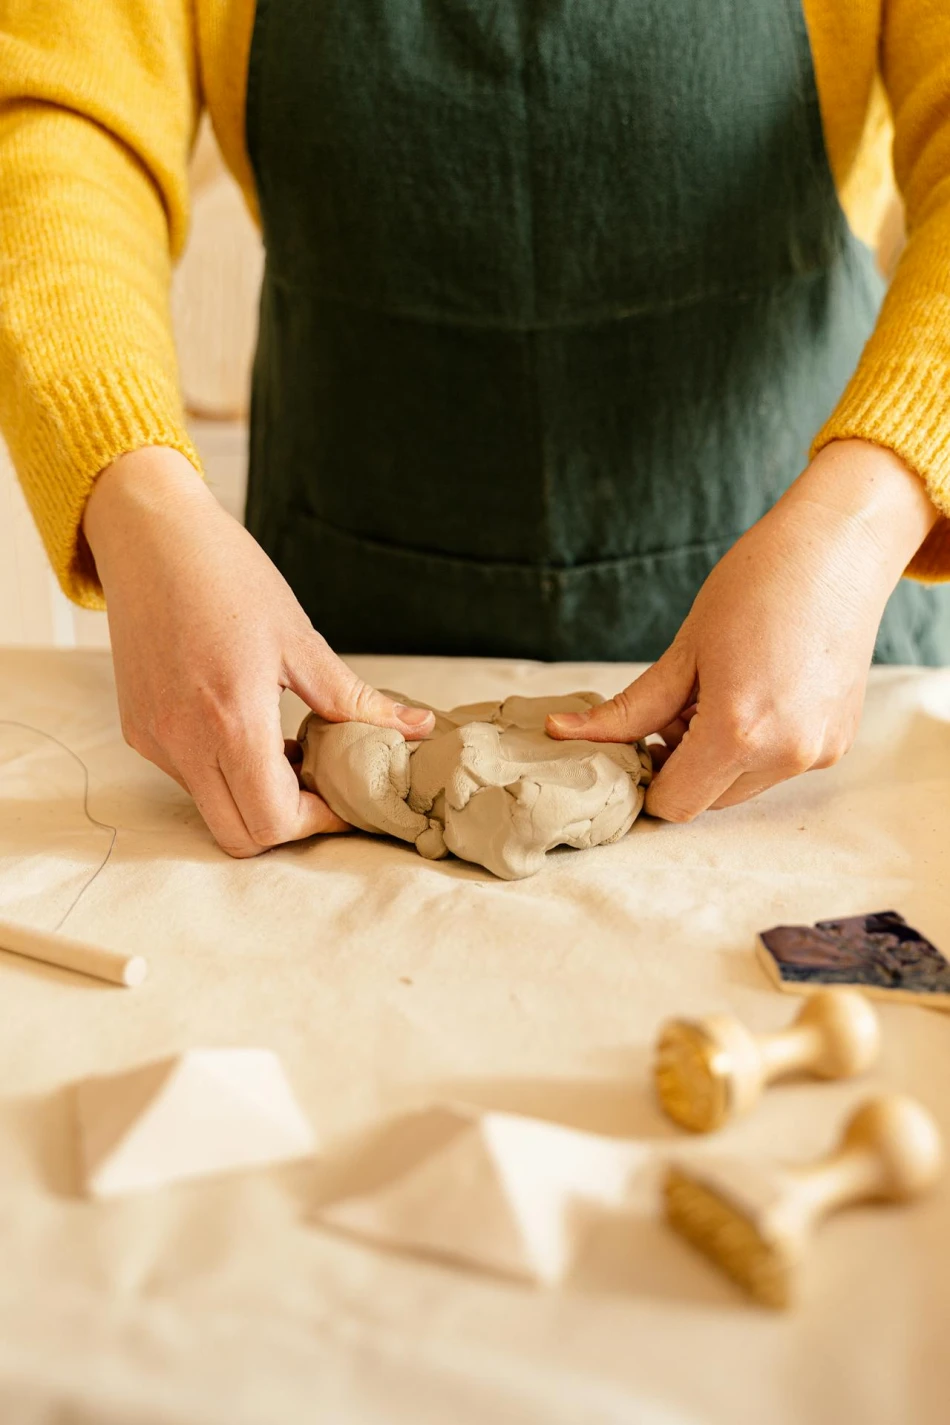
[648,702,700,767]
[163,767,189,793]
[185,762,263,858]
[710,769,796,810]
[126,729,192,794]
[647,739,675,772]
[644,717,742,821]
[218,718,351,850]
[546,647,695,743]
[287,635,436,738]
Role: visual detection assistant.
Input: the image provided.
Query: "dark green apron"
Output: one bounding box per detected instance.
[245,0,950,665]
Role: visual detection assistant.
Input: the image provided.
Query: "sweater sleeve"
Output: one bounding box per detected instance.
[813,0,950,580]
[0,0,203,607]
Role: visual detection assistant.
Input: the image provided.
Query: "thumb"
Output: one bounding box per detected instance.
[546,645,695,743]
[288,635,436,737]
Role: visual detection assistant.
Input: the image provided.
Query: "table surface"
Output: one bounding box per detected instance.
[1,649,949,1425]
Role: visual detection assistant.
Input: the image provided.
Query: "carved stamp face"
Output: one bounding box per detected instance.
[654,1021,731,1133]
[758,912,950,1006]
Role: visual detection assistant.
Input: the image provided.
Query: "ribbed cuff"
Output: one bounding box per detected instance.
[17,365,204,608]
[812,294,950,584]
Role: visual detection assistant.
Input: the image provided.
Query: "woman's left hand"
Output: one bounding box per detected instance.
[546,440,940,820]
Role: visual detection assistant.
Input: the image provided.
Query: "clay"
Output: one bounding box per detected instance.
[298,692,652,879]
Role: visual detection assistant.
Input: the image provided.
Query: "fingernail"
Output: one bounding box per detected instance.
[548,711,590,731]
[395,704,433,729]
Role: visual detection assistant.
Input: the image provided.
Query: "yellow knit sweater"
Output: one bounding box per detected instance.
[2,0,950,606]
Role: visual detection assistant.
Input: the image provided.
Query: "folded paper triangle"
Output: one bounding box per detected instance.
[77,1048,316,1198]
[316,1104,647,1284]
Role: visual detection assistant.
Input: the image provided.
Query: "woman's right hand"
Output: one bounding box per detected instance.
[83,446,435,857]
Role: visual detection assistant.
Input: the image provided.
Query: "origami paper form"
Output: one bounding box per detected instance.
[76,1048,316,1198]
[314,1103,649,1284]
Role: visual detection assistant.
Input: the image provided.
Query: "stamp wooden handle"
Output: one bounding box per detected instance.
[656,989,880,1132]
[789,1093,943,1225]
[761,991,880,1079]
[0,918,148,987]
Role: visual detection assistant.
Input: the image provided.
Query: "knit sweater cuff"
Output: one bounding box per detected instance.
[811,291,950,584]
[16,367,203,608]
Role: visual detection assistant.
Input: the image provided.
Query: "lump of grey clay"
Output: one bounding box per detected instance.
[297,692,652,880]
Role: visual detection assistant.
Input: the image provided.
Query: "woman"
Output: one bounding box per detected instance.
[1,0,949,858]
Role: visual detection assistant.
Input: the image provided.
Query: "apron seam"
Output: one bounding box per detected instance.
[260,263,846,329]
[284,503,746,576]
[514,11,556,626]
[243,0,270,226]
[785,0,865,259]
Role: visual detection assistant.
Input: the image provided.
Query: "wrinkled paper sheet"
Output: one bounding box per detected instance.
[1,649,949,1425]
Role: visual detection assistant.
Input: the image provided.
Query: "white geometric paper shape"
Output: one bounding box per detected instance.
[76,1048,316,1198]
[315,1103,648,1284]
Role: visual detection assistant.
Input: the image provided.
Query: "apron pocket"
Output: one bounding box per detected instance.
[274,507,743,661]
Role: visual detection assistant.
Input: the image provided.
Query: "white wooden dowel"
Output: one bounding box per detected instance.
[0,919,148,987]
